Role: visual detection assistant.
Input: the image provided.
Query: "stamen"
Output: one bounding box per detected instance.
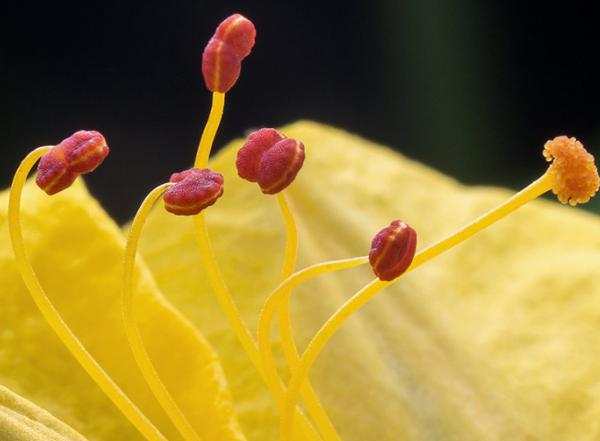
[280,137,600,437]
[196,14,255,168]
[8,147,166,441]
[235,129,333,436]
[123,182,202,441]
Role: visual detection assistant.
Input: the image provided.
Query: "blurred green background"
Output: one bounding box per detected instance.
[2,0,599,222]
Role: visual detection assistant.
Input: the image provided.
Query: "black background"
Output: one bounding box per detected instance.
[2,0,599,222]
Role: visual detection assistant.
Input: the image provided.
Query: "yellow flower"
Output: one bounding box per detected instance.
[2,121,600,441]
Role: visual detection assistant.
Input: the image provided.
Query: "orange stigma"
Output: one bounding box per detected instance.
[543,135,600,205]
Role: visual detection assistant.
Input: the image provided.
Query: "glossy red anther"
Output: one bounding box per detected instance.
[369,220,417,281]
[62,130,109,174]
[163,168,225,215]
[36,130,109,195]
[236,128,285,182]
[236,129,305,194]
[202,13,256,93]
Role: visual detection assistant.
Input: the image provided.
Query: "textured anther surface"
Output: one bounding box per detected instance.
[369,220,417,281]
[36,131,109,195]
[257,139,305,194]
[202,14,256,93]
[236,128,286,182]
[236,129,305,194]
[164,168,225,215]
[62,131,109,174]
[543,136,600,206]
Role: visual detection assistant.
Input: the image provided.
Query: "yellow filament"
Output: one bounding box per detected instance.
[257,255,369,418]
[193,214,321,441]
[280,172,555,440]
[123,183,202,441]
[193,85,321,440]
[194,92,225,168]
[8,147,167,441]
[276,193,342,441]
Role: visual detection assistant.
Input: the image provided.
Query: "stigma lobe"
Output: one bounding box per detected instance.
[236,128,305,194]
[543,136,600,206]
[369,220,417,281]
[163,168,225,215]
[202,14,256,93]
[36,130,109,195]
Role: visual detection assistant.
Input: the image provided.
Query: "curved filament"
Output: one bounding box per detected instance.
[280,172,554,440]
[122,183,202,441]
[8,147,167,441]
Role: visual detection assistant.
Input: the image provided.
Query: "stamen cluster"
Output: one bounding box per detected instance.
[36,130,109,195]
[11,12,600,441]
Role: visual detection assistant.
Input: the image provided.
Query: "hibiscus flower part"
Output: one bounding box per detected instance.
[369,220,417,281]
[202,14,256,93]
[36,130,109,195]
[236,128,306,194]
[543,135,600,205]
[163,168,225,215]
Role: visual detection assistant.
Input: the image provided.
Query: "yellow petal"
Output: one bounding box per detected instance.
[0,179,245,441]
[139,121,600,440]
[0,385,88,441]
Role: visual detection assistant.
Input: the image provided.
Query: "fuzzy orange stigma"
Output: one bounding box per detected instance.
[543,135,600,206]
[36,130,109,195]
[163,168,224,215]
[369,220,417,281]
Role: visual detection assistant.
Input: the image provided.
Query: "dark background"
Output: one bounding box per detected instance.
[2,0,599,223]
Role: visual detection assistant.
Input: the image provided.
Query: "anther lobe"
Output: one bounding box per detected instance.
[369,220,417,281]
[236,128,285,182]
[236,128,305,194]
[36,130,109,195]
[257,139,305,194]
[202,14,256,93]
[164,168,225,215]
[63,130,109,174]
[35,149,77,195]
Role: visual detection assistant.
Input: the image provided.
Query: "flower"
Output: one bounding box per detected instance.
[2,121,600,440]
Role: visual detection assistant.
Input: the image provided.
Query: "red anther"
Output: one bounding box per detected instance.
[35,148,78,195]
[214,13,256,58]
[236,129,305,194]
[236,128,285,182]
[257,139,305,194]
[62,130,109,174]
[35,130,109,195]
[202,14,256,93]
[164,168,225,215]
[369,220,417,281]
